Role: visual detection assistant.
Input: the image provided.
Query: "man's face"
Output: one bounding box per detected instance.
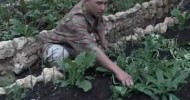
[86,0,108,17]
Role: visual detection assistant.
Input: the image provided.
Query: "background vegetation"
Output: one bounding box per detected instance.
[0,0,144,41]
[1,0,190,100]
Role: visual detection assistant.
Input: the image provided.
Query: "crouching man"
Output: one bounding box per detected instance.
[37,0,134,87]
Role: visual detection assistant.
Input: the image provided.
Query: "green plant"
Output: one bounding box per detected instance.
[5,85,28,100]
[106,0,144,14]
[171,8,190,30]
[111,34,190,100]
[10,19,39,37]
[0,0,79,41]
[55,51,96,92]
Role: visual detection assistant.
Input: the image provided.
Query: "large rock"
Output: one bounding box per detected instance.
[12,52,38,74]
[12,37,28,51]
[36,67,64,83]
[0,41,15,59]
[16,75,37,88]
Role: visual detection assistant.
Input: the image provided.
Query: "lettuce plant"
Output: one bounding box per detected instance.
[111,34,190,100]
[56,51,96,92]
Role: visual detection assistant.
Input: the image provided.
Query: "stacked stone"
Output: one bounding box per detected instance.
[133,15,181,37]
[103,0,180,43]
[0,67,63,95]
[111,15,180,48]
[104,3,142,35]
[0,37,42,76]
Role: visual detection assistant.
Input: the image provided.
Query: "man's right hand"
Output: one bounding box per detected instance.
[115,70,134,87]
[93,46,134,87]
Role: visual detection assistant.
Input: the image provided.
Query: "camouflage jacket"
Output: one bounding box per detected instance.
[37,0,105,56]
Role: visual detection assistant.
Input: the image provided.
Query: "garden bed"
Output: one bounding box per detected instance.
[31,27,190,100]
[1,25,190,100]
[1,0,190,100]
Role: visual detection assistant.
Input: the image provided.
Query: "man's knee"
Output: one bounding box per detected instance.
[43,44,70,64]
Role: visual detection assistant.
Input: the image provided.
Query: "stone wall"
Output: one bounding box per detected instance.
[0,0,182,94]
[104,0,179,42]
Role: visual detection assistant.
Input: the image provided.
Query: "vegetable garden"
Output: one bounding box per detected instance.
[0,0,190,100]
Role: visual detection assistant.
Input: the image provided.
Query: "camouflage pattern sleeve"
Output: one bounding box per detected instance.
[54,14,97,53]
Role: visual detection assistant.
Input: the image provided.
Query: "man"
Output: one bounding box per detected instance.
[37,0,134,87]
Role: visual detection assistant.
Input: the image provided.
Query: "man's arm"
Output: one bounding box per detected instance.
[97,30,108,50]
[92,46,134,86]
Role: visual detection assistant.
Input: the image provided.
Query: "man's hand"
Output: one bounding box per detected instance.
[93,46,134,87]
[115,70,134,87]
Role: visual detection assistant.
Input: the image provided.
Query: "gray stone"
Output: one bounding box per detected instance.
[157,8,164,19]
[103,15,109,22]
[0,87,5,95]
[115,11,126,19]
[134,3,142,10]
[0,41,15,59]
[13,37,28,51]
[164,6,169,14]
[13,52,38,74]
[16,75,37,88]
[142,2,149,9]
[156,0,164,7]
[107,14,116,22]
[163,0,169,6]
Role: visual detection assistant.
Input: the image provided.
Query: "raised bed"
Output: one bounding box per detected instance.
[1,0,190,100]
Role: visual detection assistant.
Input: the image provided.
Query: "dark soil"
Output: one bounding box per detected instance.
[21,67,152,100]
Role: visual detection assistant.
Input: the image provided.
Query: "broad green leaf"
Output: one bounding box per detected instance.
[9,19,21,26]
[117,55,126,69]
[77,80,92,92]
[75,51,96,69]
[139,89,159,100]
[96,67,110,72]
[60,81,69,87]
[177,15,185,24]
[155,69,165,82]
[162,95,167,100]
[144,75,158,85]
[171,71,189,87]
[184,53,190,60]
[168,94,180,100]
[148,87,162,94]
[171,8,181,17]
[133,83,146,91]
[114,86,128,96]
[85,76,95,80]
